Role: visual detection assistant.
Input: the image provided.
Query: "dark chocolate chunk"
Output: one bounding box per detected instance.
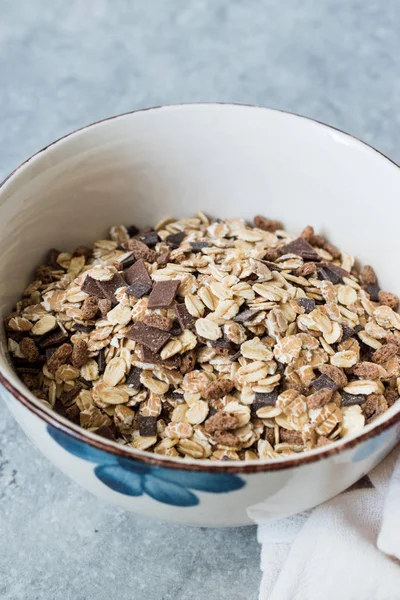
[234,309,260,323]
[73,246,93,261]
[139,345,181,369]
[46,248,61,268]
[175,303,196,331]
[59,384,82,406]
[38,327,68,349]
[138,415,157,437]
[127,225,139,237]
[229,350,241,362]
[119,252,135,269]
[365,284,380,302]
[166,231,186,249]
[312,374,338,392]
[96,348,106,374]
[156,252,170,266]
[341,392,366,406]
[126,366,142,389]
[258,260,281,271]
[126,282,153,298]
[65,404,80,423]
[341,324,358,342]
[125,322,171,353]
[169,322,183,337]
[165,390,184,401]
[190,241,209,251]
[124,258,152,286]
[317,265,341,285]
[15,364,42,375]
[81,275,106,298]
[147,280,180,309]
[211,337,234,349]
[325,263,350,279]
[71,323,95,333]
[297,298,316,313]
[93,425,116,441]
[279,237,320,261]
[97,273,126,301]
[251,391,279,416]
[136,231,160,247]
[78,376,92,389]
[45,347,58,360]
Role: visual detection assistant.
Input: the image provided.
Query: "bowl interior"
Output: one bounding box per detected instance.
[1,104,400,458]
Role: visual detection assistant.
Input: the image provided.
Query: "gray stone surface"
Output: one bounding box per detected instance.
[0,1,400,598]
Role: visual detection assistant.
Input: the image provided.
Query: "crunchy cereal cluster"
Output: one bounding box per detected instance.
[5,213,400,461]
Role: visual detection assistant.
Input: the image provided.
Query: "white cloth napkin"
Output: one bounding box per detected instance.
[258,447,400,600]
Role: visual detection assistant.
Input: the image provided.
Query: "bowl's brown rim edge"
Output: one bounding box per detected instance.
[0,102,399,475]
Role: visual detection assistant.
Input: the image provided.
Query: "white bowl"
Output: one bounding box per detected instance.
[1,104,399,527]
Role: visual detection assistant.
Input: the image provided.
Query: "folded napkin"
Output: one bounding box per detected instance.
[258,447,400,600]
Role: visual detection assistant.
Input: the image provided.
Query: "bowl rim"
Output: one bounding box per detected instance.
[1,102,399,474]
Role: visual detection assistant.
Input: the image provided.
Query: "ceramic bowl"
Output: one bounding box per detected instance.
[1,104,400,527]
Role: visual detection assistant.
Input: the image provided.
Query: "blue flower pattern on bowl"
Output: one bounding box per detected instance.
[352,430,393,463]
[47,426,245,507]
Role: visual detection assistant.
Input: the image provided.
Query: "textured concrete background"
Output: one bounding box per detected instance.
[1,1,400,599]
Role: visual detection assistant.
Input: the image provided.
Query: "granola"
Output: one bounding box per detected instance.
[5,214,400,461]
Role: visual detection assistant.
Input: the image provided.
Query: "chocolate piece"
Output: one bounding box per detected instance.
[258,259,281,272]
[125,322,171,353]
[317,265,341,285]
[15,364,42,375]
[93,425,116,441]
[156,252,170,266]
[211,338,234,349]
[341,392,366,406]
[365,284,380,302]
[78,377,92,388]
[127,225,139,237]
[190,241,209,251]
[124,259,152,286]
[251,391,279,417]
[229,350,241,362]
[125,282,153,298]
[165,390,184,401]
[45,347,58,360]
[126,366,142,389]
[234,309,260,323]
[138,415,157,437]
[38,327,68,349]
[59,384,82,406]
[65,403,80,423]
[279,237,320,261]
[139,346,181,369]
[166,232,186,249]
[341,324,360,342]
[324,263,350,279]
[175,303,196,331]
[46,248,61,268]
[136,231,159,247]
[169,323,183,337]
[96,348,106,374]
[119,252,135,269]
[297,298,316,313]
[147,280,180,309]
[312,374,338,392]
[81,275,105,298]
[71,323,95,333]
[97,273,126,301]
[73,246,93,261]
[142,313,172,331]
